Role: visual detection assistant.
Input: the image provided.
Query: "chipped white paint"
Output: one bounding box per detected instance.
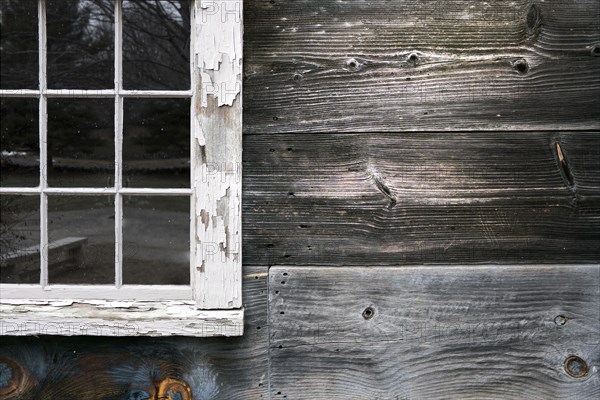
[196,0,242,107]
[191,0,243,309]
[0,300,243,337]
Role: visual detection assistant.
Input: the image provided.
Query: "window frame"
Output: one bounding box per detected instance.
[0,0,243,337]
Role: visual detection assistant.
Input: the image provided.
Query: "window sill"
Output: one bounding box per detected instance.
[0,300,243,337]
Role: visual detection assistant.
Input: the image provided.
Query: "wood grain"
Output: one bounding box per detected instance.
[0,266,269,399]
[243,132,600,266]
[244,0,600,133]
[269,265,600,399]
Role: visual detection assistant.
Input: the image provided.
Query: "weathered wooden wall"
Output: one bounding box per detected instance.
[2,0,599,398]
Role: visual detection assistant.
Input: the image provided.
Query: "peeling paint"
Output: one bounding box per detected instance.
[191,1,243,309]
[0,301,244,337]
[195,1,242,107]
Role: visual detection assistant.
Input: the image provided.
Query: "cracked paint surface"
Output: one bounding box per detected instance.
[191,1,242,309]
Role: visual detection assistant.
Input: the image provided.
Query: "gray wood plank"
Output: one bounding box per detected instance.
[244,0,600,133]
[268,265,600,399]
[0,266,268,400]
[243,132,600,266]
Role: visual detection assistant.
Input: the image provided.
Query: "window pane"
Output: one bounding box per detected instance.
[123,195,189,284]
[0,195,40,283]
[0,98,39,187]
[123,98,190,188]
[48,195,114,284]
[47,98,114,187]
[46,0,114,89]
[0,0,38,89]
[123,0,190,90]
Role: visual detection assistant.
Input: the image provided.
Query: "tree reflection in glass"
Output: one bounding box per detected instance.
[0,0,39,89]
[123,0,190,90]
[47,0,115,89]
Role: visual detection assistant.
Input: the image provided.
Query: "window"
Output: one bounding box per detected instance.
[0,0,242,337]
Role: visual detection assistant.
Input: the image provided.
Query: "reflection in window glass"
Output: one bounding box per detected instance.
[0,98,39,187]
[0,195,40,283]
[0,0,38,89]
[48,195,115,284]
[47,98,114,187]
[123,196,189,285]
[123,0,190,90]
[123,98,190,188]
[46,0,114,89]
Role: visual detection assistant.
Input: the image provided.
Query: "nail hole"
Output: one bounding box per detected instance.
[408,53,419,63]
[293,73,303,81]
[591,44,600,57]
[281,281,285,284]
[269,148,275,152]
[564,355,589,378]
[554,315,568,326]
[278,345,283,349]
[513,59,529,74]
[287,192,294,196]
[280,311,285,315]
[273,116,279,121]
[286,147,293,151]
[362,306,375,320]
[283,272,288,276]
[346,58,360,70]
[275,290,279,294]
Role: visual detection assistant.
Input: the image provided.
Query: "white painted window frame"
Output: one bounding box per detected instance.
[0,0,243,337]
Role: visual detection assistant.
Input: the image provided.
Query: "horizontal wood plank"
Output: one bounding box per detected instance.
[244,0,600,132]
[243,132,600,266]
[269,265,600,399]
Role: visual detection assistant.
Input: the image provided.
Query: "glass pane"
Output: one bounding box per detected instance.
[0,195,40,283]
[47,98,114,187]
[123,0,190,90]
[123,98,190,188]
[47,195,114,284]
[123,196,189,284]
[46,0,114,89]
[0,0,38,89]
[0,98,39,187]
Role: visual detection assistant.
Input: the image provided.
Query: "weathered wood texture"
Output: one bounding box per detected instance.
[243,132,600,266]
[244,0,600,132]
[269,265,600,399]
[2,0,600,397]
[0,267,268,399]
